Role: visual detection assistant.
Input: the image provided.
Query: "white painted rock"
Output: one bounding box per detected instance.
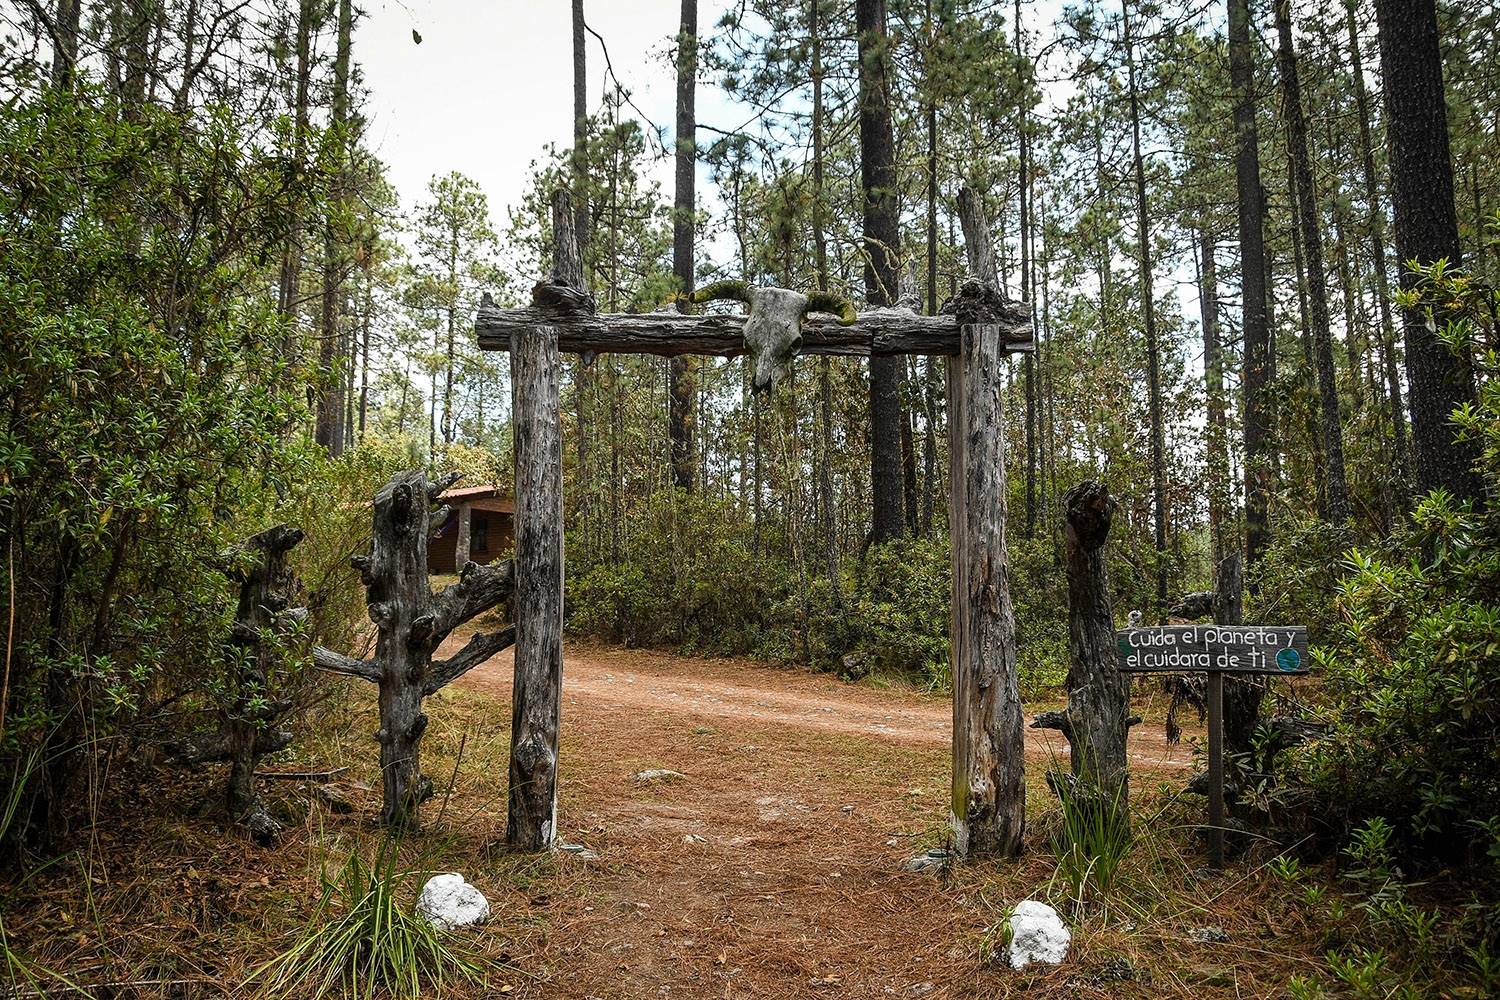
[415,873,490,931]
[1004,900,1070,970]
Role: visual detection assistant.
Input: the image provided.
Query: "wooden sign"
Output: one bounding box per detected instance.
[1116,622,1309,868]
[1117,625,1308,675]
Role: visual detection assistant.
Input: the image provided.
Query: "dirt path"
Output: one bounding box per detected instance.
[445,641,1193,999]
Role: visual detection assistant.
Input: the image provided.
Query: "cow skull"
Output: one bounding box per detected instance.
[691,280,857,395]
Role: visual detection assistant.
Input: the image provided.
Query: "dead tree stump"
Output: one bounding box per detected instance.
[169,524,306,845]
[1033,481,1134,810]
[315,471,516,829]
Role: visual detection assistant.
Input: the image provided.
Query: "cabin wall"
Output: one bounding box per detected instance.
[428,506,515,574]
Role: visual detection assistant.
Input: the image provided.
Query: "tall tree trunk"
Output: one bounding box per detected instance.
[811,0,840,597]
[921,0,940,538]
[278,0,314,331]
[358,278,371,441]
[316,0,354,456]
[1058,480,1130,805]
[50,0,81,90]
[857,0,906,543]
[1373,0,1484,502]
[572,0,589,257]
[1199,231,1231,567]
[953,184,1026,857]
[1287,140,1329,518]
[1017,0,1037,540]
[1122,0,1169,615]
[1229,0,1273,577]
[1275,0,1349,525]
[572,0,594,557]
[442,241,457,446]
[669,0,698,492]
[1344,0,1409,478]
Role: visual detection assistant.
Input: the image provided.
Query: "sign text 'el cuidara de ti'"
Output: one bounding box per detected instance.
[1117,625,1309,675]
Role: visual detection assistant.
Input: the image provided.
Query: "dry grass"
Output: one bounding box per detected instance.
[0,640,1464,999]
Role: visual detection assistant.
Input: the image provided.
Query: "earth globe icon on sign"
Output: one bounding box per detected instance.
[1276,648,1301,672]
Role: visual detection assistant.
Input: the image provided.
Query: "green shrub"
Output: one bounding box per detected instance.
[0,88,314,850]
[565,490,791,654]
[1290,490,1500,861]
[811,538,953,685]
[1286,261,1500,866]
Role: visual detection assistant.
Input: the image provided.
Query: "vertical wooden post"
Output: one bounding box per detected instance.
[454,502,472,568]
[1206,669,1225,868]
[951,185,1027,857]
[505,191,572,851]
[946,357,971,850]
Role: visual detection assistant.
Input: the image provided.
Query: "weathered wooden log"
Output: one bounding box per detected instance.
[474,289,1033,358]
[948,184,1026,857]
[221,523,305,845]
[505,192,568,852]
[1058,480,1132,808]
[317,471,515,829]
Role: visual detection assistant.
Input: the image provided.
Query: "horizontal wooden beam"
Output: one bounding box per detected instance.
[475,283,1033,358]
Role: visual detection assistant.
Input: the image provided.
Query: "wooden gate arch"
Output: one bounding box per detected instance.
[476,189,1034,858]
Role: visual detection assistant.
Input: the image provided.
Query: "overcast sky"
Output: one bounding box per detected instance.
[357,0,736,240]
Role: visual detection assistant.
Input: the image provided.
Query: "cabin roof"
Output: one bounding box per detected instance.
[440,484,515,514]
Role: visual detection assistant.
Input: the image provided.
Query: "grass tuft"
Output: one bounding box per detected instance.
[1049,770,1133,919]
[253,836,488,1000]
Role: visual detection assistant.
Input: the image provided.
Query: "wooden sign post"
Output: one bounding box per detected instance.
[1117,624,1308,866]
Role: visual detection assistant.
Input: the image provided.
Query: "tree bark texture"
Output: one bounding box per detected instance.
[1344,0,1409,477]
[1275,0,1349,525]
[315,0,354,456]
[1199,232,1231,566]
[1229,0,1273,574]
[670,0,698,492]
[951,183,1026,857]
[857,0,906,544]
[1373,0,1484,503]
[1212,553,1264,754]
[506,196,570,851]
[476,291,1033,358]
[1122,0,1169,615]
[219,525,304,845]
[1057,481,1130,805]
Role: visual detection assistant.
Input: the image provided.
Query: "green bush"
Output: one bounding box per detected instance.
[1291,490,1500,862]
[566,494,1074,694]
[0,88,313,849]
[565,490,791,654]
[1286,261,1500,866]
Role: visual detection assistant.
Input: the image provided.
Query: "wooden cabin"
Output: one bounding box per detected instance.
[428,485,515,574]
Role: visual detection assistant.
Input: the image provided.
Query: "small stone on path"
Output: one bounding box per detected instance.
[556,840,599,860]
[901,848,953,874]
[634,768,685,784]
[1187,926,1229,943]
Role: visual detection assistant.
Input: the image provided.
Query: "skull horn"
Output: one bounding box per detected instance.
[803,291,858,326]
[690,279,752,306]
